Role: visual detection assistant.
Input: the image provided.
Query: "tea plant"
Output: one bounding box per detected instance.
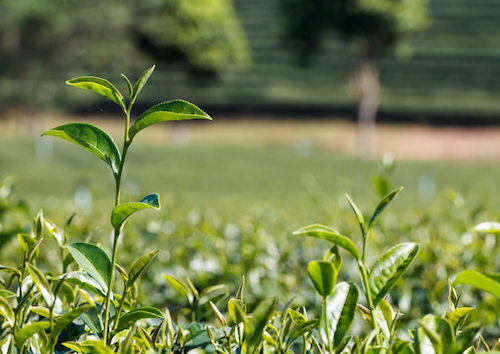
[0,66,215,353]
[1,67,499,353]
[0,174,29,251]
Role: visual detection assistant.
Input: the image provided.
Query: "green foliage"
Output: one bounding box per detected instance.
[280,0,430,61]
[294,223,361,260]
[0,0,250,109]
[67,242,112,293]
[4,67,500,353]
[368,242,419,306]
[129,100,212,140]
[160,0,251,71]
[307,260,337,297]
[111,193,160,230]
[0,66,219,353]
[319,282,358,351]
[42,123,122,176]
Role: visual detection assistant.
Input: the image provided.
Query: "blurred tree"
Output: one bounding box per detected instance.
[0,0,250,113]
[280,0,429,155]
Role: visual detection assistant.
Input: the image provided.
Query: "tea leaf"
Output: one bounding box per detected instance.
[16,322,51,347]
[53,305,93,339]
[26,264,57,309]
[245,297,278,352]
[121,74,133,100]
[138,326,154,349]
[63,342,83,353]
[32,210,43,239]
[280,295,297,328]
[59,282,75,304]
[294,224,361,260]
[80,305,103,336]
[345,194,365,232]
[210,301,227,327]
[186,277,200,301]
[307,260,336,297]
[18,233,35,252]
[417,315,442,353]
[236,276,245,301]
[367,186,403,232]
[117,307,164,331]
[454,270,500,298]
[324,245,342,271]
[118,324,137,354]
[392,339,413,354]
[335,336,353,354]
[288,308,307,326]
[81,340,115,354]
[360,327,380,352]
[369,242,420,306]
[128,249,160,288]
[42,123,121,176]
[132,65,156,103]
[44,219,65,247]
[371,306,390,339]
[319,282,359,350]
[0,290,15,299]
[115,264,129,283]
[67,242,112,293]
[30,306,51,318]
[66,76,126,113]
[62,271,106,296]
[26,238,43,263]
[452,322,483,353]
[263,330,277,347]
[200,284,227,298]
[163,275,193,304]
[129,99,212,139]
[228,298,246,324]
[285,319,318,347]
[449,307,474,330]
[111,193,160,230]
[0,265,21,278]
[0,295,14,326]
[378,299,394,329]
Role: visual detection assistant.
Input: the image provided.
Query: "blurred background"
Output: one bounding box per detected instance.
[2,0,500,338]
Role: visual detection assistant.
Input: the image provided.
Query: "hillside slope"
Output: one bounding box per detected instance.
[154,0,500,120]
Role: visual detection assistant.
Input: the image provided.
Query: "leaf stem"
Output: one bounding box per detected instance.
[114,103,133,206]
[362,232,368,265]
[114,285,128,331]
[322,299,333,354]
[103,230,119,344]
[104,103,133,343]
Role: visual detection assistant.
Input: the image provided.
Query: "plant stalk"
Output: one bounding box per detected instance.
[104,104,133,344]
[358,261,383,347]
[103,230,120,344]
[114,285,128,331]
[322,299,333,354]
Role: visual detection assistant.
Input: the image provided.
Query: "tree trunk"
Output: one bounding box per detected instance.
[357,48,379,157]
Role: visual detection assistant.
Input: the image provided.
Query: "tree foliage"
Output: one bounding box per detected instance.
[280,0,430,155]
[280,0,429,61]
[0,0,250,110]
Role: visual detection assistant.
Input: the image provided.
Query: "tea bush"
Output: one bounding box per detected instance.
[1,67,500,353]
